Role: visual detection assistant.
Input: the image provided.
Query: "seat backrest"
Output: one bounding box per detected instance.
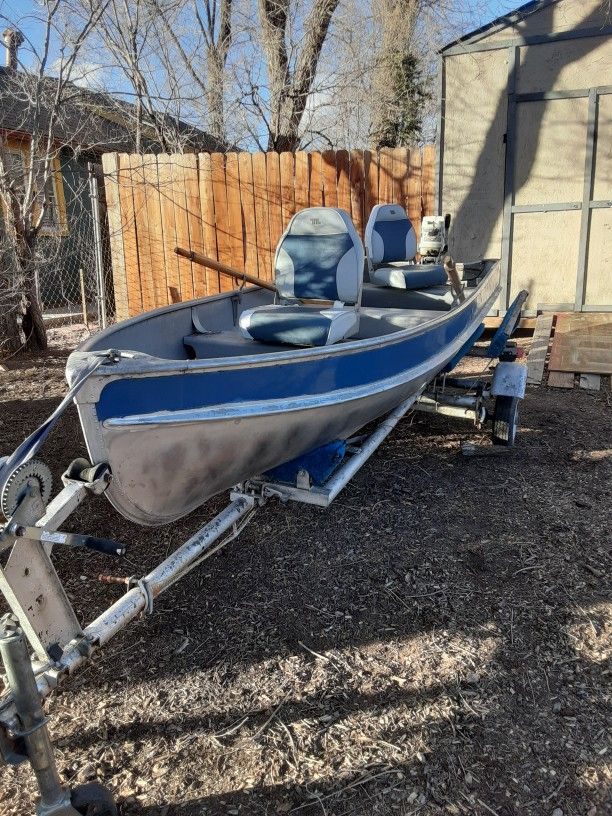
[365,204,417,265]
[275,208,364,305]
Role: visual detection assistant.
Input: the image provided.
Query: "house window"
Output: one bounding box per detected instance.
[4,147,26,196]
[1,141,68,236]
[40,173,60,231]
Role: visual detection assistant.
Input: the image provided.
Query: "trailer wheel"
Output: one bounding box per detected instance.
[71,783,118,816]
[492,396,519,446]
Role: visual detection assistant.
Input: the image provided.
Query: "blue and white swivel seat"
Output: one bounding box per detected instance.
[364,204,448,290]
[239,208,364,347]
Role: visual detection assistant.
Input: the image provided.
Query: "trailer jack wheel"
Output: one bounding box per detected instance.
[71,783,117,816]
[492,395,519,446]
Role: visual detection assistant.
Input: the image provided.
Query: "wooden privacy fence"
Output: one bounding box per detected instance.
[101,146,436,319]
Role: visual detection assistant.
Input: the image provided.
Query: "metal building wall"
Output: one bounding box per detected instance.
[438,0,612,314]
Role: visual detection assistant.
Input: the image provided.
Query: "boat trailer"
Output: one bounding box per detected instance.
[0,294,528,815]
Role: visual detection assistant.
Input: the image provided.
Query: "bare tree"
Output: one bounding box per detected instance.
[255,0,339,151]
[75,0,194,153]
[71,0,453,155]
[73,0,234,150]
[86,0,338,152]
[233,0,439,152]
[0,1,109,355]
[149,0,233,145]
[286,0,490,150]
[293,0,378,150]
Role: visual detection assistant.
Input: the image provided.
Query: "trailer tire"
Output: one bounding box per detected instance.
[71,782,118,816]
[492,396,519,446]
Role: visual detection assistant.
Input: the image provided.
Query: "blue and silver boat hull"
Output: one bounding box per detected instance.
[67,265,499,525]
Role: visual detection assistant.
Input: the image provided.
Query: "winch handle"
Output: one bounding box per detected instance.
[12,526,126,557]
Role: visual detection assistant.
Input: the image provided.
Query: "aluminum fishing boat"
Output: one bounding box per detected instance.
[63,206,500,526]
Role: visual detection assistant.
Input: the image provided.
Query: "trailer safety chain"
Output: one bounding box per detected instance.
[10,715,51,740]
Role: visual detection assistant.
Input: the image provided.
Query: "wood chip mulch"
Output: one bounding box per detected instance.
[0,326,610,816]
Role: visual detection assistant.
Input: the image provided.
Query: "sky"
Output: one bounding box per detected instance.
[1,0,523,72]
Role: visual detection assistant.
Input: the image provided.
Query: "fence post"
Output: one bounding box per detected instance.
[88,163,107,329]
[78,268,89,328]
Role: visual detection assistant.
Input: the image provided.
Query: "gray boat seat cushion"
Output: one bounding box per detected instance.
[239,305,358,347]
[365,204,448,291]
[239,207,364,347]
[371,263,447,290]
[365,204,418,265]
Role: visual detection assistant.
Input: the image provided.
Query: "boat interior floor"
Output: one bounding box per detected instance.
[184,306,449,360]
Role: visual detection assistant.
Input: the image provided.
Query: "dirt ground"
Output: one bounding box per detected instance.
[0,324,610,816]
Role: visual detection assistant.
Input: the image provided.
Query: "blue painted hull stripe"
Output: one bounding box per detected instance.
[96,303,479,422]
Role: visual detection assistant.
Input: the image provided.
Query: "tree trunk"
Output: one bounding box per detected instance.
[370,0,421,148]
[22,278,47,352]
[259,0,339,152]
[0,145,47,354]
[206,49,226,145]
[14,238,48,352]
[0,301,22,357]
[269,132,301,153]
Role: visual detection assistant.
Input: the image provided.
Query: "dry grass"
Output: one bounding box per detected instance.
[0,326,610,816]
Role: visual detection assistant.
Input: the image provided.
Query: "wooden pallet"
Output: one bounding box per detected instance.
[545,312,611,390]
[547,372,604,390]
[484,316,536,330]
[526,312,609,390]
[548,313,612,375]
[547,370,576,389]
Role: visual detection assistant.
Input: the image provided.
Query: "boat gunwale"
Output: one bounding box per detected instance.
[71,262,500,380]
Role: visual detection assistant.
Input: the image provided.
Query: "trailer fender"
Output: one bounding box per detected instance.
[491,361,528,400]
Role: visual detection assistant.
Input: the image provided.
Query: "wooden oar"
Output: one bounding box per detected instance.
[175,247,277,294]
[443,255,465,303]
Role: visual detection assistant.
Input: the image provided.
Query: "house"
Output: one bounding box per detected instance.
[436,0,611,315]
[0,27,225,317]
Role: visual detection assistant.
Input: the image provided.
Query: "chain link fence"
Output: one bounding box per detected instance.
[37,161,115,332]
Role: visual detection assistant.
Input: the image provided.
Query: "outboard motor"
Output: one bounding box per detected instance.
[418,213,450,264]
